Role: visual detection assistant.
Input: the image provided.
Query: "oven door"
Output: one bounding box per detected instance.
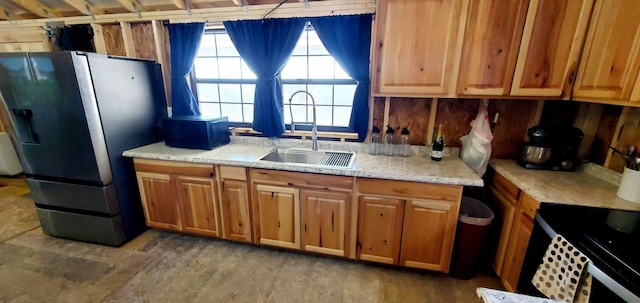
[518,213,640,303]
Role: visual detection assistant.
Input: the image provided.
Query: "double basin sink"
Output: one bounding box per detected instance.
[260,148,356,169]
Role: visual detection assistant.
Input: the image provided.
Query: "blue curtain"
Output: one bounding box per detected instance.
[168,23,205,116]
[224,18,307,137]
[311,15,373,141]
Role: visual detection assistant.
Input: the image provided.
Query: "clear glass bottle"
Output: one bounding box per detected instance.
[369,126,382,155]
[396,127,411,157]
[382,125,396,156]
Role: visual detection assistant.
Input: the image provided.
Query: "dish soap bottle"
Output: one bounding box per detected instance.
[396,127,411,157]
[382,125,396,156]
[431,124,444,161]
[369,126,381,155]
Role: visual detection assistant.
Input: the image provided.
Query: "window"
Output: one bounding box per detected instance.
[191,24,357,130]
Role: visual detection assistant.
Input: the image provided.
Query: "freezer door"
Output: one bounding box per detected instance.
[0,53,58,176]
[31,52,112,184]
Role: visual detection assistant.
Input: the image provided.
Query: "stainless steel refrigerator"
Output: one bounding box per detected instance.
[0,51,167,246]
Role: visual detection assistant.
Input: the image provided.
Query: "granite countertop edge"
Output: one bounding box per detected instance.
[123,140,484,187]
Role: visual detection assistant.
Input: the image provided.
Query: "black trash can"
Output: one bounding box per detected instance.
[449,197,494,280]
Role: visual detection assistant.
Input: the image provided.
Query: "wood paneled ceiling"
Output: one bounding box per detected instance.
[0,0,321,20]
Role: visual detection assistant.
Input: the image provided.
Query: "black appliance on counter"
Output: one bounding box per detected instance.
[519,204,640,302]
[0,51,167,246]
[163,116,230,150]
[517,126,584,171]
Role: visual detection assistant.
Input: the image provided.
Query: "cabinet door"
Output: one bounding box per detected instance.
[488,186,517,276]
[175,176,220,237]
[511,0,594,97]
[136,172,181,231]
[221,180,252,243]
[374,0,466,96]
[501,211,534,292]
[300,190,349,257]
[573,0,640,100]
[457,0,528,96]
[255,184,300,249]
[357,196,404,265]
[399,199,458,272]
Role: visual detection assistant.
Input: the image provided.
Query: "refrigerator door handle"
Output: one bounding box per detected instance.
[11,108,40,144]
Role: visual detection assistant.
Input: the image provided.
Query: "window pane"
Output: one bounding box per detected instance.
[316,106,332,126]
[335,62,351,79]
[334,106,352,127]
[200,103,221,117]
[215,34,239,56]
[308,84,332,105]
[281,56,307,79]
[308,29,329,55]
[241,84,255,104]
[218,57,241,79]
[221,104,243,122]
[241,60,256,79]
[194,58,218,79]
[283,84,307,105]
[286,105,308,124]
[308,56,334,79]
[197,34,217,57]
[334,85,356,106]
[219,84,241,103]
[243,104,254,123]
[197,83,219,102]
[291,30,307,56]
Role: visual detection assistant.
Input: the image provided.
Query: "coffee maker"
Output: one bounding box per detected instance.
[517,126,584,171]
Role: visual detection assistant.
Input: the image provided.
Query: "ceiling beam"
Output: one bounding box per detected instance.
[0,6,24,20]
[11,0,61,18]
[63,0,104,15]
[172,0,185,9]
[231,0,242,6]
[116,0,148,13]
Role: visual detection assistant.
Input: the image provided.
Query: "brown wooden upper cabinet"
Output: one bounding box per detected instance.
[573,0,640,101]
[510,0,594,98]
[373,0,467,96]
[457,0,528,96]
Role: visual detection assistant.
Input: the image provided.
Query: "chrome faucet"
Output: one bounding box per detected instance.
[288,90,318,151]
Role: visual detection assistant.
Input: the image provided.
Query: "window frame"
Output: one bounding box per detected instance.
[190,25,357,132]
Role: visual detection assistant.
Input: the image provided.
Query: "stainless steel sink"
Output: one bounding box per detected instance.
[260,148,356,168]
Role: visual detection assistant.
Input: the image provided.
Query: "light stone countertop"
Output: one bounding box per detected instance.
[123,137,484,187]
[490,159,640,211]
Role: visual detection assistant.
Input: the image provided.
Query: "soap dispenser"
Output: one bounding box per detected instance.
[369,126,382,155]
[396,127,411,157]
[382,125,396,156]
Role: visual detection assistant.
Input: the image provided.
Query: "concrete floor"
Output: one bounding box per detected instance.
[0,190,503,303]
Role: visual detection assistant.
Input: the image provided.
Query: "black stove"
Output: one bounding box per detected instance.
[518,203,640,302]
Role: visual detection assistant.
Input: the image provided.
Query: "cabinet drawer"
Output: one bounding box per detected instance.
[219,165,247,181]
[250,169,353,190]
[356,178,462,202]
[134,159,215,178]
[520,192,539,220]
[488,172,519,204]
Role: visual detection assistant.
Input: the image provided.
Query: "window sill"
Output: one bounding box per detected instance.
[230,127,358,142]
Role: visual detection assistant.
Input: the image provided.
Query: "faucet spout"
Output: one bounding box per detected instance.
[288,90,318,151]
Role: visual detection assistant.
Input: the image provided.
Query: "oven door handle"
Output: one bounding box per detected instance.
[534,213,640,303]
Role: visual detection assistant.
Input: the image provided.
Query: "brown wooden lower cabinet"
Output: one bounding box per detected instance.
[356,196,404,265]
[220,180,252,243]
[254,184,300,249]
[175,176,221,237]
[400,199,458,272]
[488,185,518,275]
[501,210,534,292]
[133,160,466,274]
[300,190,349,257]
[136,172,182,231]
